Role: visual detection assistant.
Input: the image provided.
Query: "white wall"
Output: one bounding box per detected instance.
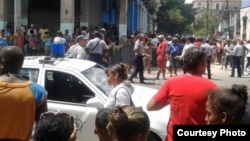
[240,7,250,40]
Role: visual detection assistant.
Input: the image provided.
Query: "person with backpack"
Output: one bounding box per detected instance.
[104,63,134,108]
[86,32,108,66]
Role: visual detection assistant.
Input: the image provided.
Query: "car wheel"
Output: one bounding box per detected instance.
[147,132,162,141]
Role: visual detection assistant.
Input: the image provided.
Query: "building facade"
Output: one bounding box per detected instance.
[0,0,153,38]
[240,0,250,40]
[193,0,241,38]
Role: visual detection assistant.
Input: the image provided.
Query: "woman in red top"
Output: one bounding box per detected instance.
[13,29,24,49]
[156,35,167,80]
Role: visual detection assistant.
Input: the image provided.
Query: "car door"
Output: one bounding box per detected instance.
[21,67,99,141]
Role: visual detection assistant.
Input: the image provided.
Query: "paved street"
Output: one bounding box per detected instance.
[130,63,250,90]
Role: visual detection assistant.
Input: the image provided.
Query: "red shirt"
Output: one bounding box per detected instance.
[156,41,167,67]
[152,74,217,141]
[14,34,24,48]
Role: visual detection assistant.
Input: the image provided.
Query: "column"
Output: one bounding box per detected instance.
[119,0,127,38]
[60,0,75,36]
[80,0,89,27]
[0,0,6,30]
[14,0,22,32]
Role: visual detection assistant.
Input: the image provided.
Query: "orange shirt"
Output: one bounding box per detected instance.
[0,81,47,140]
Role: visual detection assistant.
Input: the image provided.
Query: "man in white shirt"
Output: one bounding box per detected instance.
[86,32,108,65]
[65,43,77,58]
[201,39,213,79]
[230,40,244,77]
[71,35,89,60]
[26,24,38,36]
[53,30,66,44]
[224,39,234,70]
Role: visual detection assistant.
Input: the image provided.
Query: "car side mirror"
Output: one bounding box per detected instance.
[86,97,104,108]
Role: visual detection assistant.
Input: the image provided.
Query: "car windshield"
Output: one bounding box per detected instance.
[81,65,113,96]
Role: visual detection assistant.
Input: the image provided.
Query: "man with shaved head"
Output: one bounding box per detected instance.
[0,46,48,141]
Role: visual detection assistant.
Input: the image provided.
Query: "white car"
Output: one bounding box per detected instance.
[21,56,170,141]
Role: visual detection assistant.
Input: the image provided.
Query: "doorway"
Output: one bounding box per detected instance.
[28,0,60,37]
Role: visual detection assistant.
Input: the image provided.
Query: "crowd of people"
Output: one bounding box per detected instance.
[0,23,120,60]
[1,23,250,141]
[0,44,249,141]
[123,32,250,82]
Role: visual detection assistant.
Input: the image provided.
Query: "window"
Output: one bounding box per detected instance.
[81,65,113,96]
[216,3,219,10]
[198,3,201,9]
[45,71,95,104]
[20,68,39,82]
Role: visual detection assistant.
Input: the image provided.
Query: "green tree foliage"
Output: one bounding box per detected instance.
[188,11,220,37]
[156,0,195,34]
[142,0,161,15]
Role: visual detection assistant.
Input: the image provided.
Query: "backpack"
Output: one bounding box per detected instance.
[114,87,135,107]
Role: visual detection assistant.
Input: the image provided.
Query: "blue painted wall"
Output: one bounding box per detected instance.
[101,0,118,25]
[127,0,139,34]
[101,0,150,34]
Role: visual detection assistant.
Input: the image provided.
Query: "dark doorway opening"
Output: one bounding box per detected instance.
[28,0,81,37]
[28,0,60,37]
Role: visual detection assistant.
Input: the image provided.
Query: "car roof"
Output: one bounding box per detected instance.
[23,56,97,71]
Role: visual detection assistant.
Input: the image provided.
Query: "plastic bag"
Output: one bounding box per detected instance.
[166,60,170,68]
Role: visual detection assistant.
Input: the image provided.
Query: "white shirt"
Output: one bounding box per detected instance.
[104,82,134,108]
[179,43,193,60]
[225,44,234,56]
[53,37,66,44]
[134,39,144,55]
[65,44,78,58]
[232,44,244,57]
[86,38,108,55]
[201,43,213,57]
[150,38,159,47]
[71,44,88,60]
[27,28,38,36]
[245,43,250,57]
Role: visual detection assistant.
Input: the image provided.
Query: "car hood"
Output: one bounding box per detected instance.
[131,84,169,136]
